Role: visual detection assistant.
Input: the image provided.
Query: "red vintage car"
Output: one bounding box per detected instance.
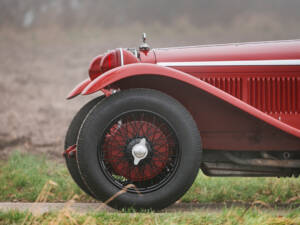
[64,34,300,210]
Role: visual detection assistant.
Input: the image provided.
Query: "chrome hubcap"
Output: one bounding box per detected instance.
[132,138,148,165]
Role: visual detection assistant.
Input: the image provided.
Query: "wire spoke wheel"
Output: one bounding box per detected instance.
[99,111,180,193]
[76,89,202,210]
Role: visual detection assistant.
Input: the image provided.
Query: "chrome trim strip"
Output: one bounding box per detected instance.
[133,49,138,58]
[157,59,300,67]
[119,48,124,66]
[155,39,300,50]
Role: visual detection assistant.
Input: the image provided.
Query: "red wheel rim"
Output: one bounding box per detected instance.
[99,111,179,193]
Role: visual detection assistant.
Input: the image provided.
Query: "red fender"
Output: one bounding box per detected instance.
[72,63,300,138]
[67,78,91,100]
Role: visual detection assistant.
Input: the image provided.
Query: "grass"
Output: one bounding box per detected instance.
[1,208,300,225]
[183,173,300,205]
[1,152,300,224]
[0,151,91,202]
[1,151,300,205]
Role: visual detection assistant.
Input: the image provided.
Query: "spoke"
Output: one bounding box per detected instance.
[136,112,144,131]
[141,121,148,137]
[152,142,168,152]
[101,147,124,152]
[102,155,127,160]
[125,120,135,138]
[98,111,180,193]
[138,165,144,180]
[152,158,168,163]
[106,140,125,148]
[152,132,173,144]
[103,157,127,164]
[149,161,162,174]
[144,123,154,139]
[127,160,131,182]
[105,136,125,150]
[111,125,127,142]
[130,112,139,136]
[156,168,168,182]
[156,153,178,158]
[122,118,129,138]
[149,123,169,143]
[123,119,135,138]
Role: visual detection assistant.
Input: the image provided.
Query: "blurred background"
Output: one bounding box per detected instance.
[1,0,300,160]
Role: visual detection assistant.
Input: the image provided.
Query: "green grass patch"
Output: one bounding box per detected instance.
[1,151,300,205]
[0,151,91,202]
[182,172,300,205]
[1,208,300,225]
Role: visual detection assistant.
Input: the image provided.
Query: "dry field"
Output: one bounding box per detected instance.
[0,25,193,160]
[0,27,125,160]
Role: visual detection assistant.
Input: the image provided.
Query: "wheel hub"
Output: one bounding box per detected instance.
[102,117,173,182]
[131,138,148,165]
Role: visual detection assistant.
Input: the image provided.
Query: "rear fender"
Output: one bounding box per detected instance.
[74,63,300,138]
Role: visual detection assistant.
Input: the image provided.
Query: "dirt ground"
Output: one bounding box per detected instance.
[0,28,106,160]
[0,26,176,160]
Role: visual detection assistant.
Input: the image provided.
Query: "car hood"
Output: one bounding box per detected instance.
[153,40,300,63]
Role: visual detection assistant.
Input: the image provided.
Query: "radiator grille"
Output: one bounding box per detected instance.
[248,77,299,114]
[201,77,243,99]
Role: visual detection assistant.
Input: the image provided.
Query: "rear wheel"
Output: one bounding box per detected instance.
[77,89,202,210]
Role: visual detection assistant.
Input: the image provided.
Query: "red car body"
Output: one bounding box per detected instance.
[68,40,300,156]
[65,38,300,210]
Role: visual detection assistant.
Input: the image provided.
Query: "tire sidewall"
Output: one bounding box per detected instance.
[64,96,104,197]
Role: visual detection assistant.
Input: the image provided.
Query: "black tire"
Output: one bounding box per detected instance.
[77,89,202,210]
[64,96,104,197]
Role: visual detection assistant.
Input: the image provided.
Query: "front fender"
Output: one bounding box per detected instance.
[71,63,300,138]
[67,78,91,100]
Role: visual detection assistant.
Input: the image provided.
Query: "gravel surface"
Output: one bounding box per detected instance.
[0,202,297,215]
